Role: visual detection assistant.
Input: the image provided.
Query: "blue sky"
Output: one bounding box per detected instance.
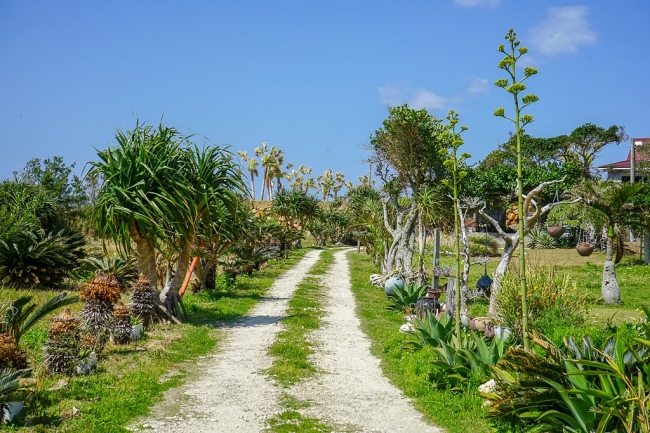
[1,0,649,190]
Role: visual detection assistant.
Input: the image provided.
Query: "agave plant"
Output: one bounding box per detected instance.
[387,282,428,314]
[428,332,507,391]
[403,312,455,351]
[526,228,556,249]
[0,229,85,287]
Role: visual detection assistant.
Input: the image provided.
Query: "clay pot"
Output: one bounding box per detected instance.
[547,226,565,238]
[576,244,595,257]
[384,277,404,296]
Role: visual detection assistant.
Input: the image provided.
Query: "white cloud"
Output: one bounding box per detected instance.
[378,79,487,111]
[378,84,454,111]
[467,78,489,95]
[453,0,501,8]
[529,6,597,56]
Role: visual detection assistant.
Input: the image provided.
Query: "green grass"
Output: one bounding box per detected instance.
[348,251,494,433]
[267,249,333,386]
[0,248,309,432]
[266,249,335,433]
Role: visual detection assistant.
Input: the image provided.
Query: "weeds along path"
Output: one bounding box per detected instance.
[129,249,323,433]
[288,249,444,432]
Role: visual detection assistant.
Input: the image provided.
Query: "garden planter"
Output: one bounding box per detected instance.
[494,326,512,342]
[131,323,144,341]
[1,401,23,423]
[575,244,595,257]
[414,287,442,319]
[546,226,565,238]
[384,277,404,296]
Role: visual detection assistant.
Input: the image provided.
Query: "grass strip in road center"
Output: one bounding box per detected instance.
[267,248,333,387]
[266,248,335,433]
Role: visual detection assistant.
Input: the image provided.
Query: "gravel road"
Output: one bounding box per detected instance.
[130,249,443,432]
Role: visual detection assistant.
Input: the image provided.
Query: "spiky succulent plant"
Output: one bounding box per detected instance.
[44,308,80,375]
[130,274,159,327]
[110,302,132,345]
[80,273,120,352]
[0,333,26,370]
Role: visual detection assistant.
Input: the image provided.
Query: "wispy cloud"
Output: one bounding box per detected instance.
[529,6,596,56]
[453,0,501,8]
[467,78,489,95]
[378,78,488,111]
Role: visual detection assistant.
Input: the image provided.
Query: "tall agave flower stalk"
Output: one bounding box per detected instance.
[44,308,80,375]
[80,273,121,352]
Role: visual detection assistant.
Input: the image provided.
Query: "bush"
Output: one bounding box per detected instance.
[386,282,427,313]
[0,229,85,288]
[493,265,589,339]
[469,236,499,256]
[526,228,556,249]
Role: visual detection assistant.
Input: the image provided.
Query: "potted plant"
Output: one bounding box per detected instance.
[575,243,595,257]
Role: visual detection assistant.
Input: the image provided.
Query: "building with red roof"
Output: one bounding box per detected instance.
[597,138,650,182]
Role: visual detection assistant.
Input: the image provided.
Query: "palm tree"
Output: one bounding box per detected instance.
[90,121,247,320]
[572,180,646,304]
[159,144,247,317]
[247,158,259,200]
[271,188,320,242]
[317,169,334,201]
[89,121,182,287]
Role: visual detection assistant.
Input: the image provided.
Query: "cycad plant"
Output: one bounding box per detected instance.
[80,273,121,352]
[482,328,650,433]
[0,292,78,345]
[44,308,81,375]
[130,274,161,328]
[0,229,85,288]
[81,255,137,287]
[110,302,132,345]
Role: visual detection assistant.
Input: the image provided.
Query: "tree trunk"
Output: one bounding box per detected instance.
[643,227,650,265]
[159,230,194,321]
[602,224,620,304]
[128,222,158,289]
[250,173,256,200]
[381,197,419,275]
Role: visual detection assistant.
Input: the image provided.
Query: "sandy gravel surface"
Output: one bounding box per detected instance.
[130,249,323,433]
[131,248,443,433]
[288,249,443,433]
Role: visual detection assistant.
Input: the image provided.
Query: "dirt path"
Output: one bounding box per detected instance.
[130,250,323,432]
[131,249,443,433]
[288,249,443,432]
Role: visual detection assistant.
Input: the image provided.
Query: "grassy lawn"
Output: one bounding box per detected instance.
[347,251,493,433]
[0,249,308,432]
[347,245,650,433]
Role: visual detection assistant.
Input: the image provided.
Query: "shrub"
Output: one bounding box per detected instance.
[493,265,589,339]
[80,255,137,287]
[469,235,500,256]
[386,282,427,314]
[526,228,556,249]
[0,229,85,288]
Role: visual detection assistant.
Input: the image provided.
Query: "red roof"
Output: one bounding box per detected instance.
[598,138,650,170]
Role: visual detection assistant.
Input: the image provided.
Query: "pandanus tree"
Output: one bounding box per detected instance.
[89,121,247,320]
[569,180,645,304]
